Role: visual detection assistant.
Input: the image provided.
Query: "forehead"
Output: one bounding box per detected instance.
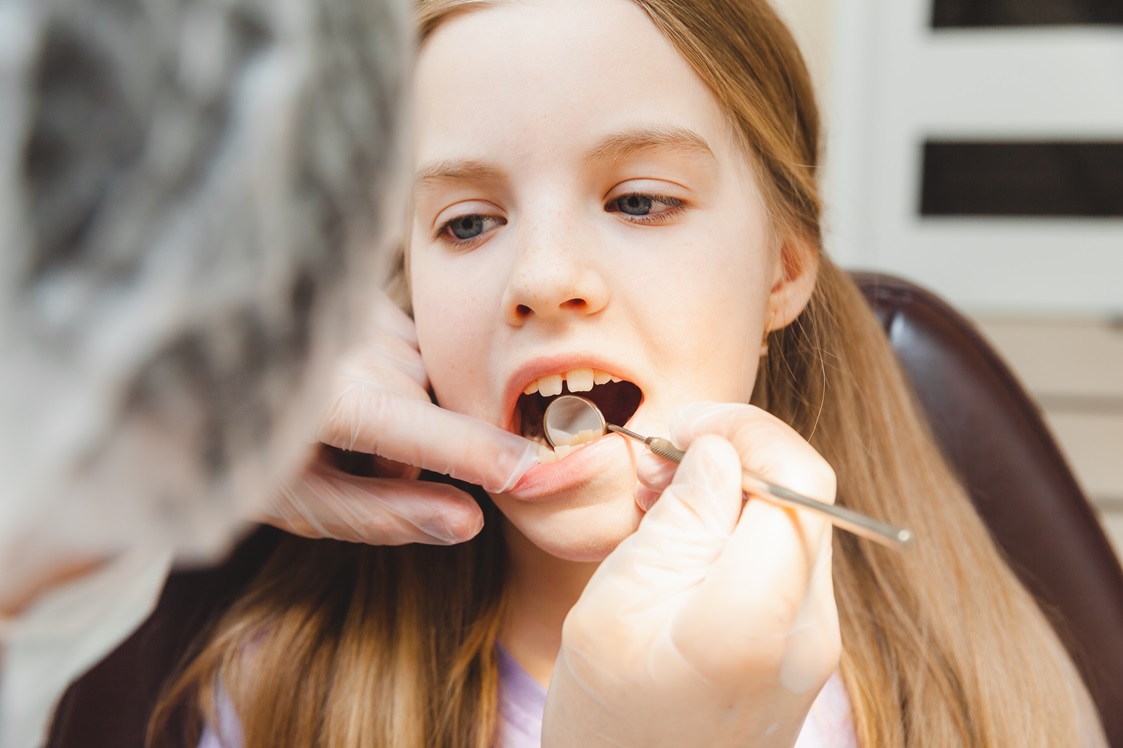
[413,0,735,168]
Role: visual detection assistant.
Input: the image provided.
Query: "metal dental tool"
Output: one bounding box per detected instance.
[543,394,914,551]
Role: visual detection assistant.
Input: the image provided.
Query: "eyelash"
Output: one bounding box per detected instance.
[606,192,687,224]
[432,191,688,248]
[433,214,505,249]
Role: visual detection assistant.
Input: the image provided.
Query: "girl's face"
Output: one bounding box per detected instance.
[411,0,803,561]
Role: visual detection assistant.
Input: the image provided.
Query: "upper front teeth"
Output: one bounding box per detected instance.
[522,368,622,396]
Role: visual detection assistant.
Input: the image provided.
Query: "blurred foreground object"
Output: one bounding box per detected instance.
[0,0,408,744]
[0,0,409,561]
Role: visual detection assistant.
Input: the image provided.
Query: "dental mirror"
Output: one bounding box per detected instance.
[542,394,914,551]
[543,395,607,448]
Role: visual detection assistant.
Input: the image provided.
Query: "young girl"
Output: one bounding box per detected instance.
[155,0,1106,745]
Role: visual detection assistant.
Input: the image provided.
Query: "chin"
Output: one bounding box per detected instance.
[491,484,645,563]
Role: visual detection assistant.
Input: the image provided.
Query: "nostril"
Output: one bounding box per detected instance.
[561,298,587,311]
[516,304,532,317]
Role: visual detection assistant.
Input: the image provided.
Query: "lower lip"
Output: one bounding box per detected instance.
[505,432,633,502]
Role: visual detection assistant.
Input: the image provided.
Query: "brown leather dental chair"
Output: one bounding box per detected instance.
[852,272,1123,745]
[46,273,1123,747]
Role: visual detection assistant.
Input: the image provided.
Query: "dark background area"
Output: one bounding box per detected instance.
[933,0,1123,28]
[920,141,1123,218]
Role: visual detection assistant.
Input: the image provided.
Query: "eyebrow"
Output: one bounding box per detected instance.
[414,159,505,191]
[413,126,716,191]
[582,126,716,166]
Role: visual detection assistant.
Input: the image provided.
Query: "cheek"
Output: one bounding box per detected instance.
[409,254,496,418]
[707,250,773,389]
[657,225,772,392]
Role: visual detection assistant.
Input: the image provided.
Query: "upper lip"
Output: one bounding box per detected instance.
[501,354,643,433]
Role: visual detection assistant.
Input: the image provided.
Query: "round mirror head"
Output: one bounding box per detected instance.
[543,395,607,449]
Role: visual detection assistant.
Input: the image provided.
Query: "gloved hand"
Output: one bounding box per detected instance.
[543,402,840,748]
[261,292,538,545]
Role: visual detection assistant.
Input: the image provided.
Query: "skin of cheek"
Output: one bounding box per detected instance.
[611,223,774,406]
[409,246,506,427]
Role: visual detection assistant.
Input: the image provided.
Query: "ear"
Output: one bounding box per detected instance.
[767,237,819,330]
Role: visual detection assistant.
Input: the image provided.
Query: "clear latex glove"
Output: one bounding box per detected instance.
[543,403,840,748]
[260,293,538,545]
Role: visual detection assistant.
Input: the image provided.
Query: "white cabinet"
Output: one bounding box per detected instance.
[823,0,1123,316]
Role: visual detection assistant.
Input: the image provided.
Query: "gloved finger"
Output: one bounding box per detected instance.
[670,401,834,576]
[671,402,835,587]
[586,435,744,616]
[317,390,538,493]
[339,302,430,397]
[261,462,486,545]
[326,333,430,445]
[633,448,677,512]
[670,402,837,508]
[772,538,840,695]
[668,403,839,686]
[676,501,838,687]
[369,289,420,352]
[322,292,431,451]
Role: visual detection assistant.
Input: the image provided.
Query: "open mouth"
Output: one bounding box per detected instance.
[513,368,643,460]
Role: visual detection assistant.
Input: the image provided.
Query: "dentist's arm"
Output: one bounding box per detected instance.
[261,292,538,546]
[544,402,840,748]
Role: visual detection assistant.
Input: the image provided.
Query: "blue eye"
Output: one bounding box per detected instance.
[606,193,685,222]
[436,214,506,245]
[449,215,485,239]
[614,194,656,216]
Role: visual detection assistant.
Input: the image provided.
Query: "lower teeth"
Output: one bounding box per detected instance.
[537,428,604,463]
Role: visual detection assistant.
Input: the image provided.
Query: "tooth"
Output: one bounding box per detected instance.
[554,444,574,459]
[593,369,612,385]
[609,375,622,383]
[538,445,558,463]
[539,373,563,397]
[554,428,602,447]
[523,380,540,396]
[566,368,594,392]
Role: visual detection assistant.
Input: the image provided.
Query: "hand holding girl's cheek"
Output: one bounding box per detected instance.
[260,291,537,546]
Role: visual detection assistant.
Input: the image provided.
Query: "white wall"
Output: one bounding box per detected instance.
[770,0,835,109]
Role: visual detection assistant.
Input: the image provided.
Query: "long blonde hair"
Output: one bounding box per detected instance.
[153,1,1104,745]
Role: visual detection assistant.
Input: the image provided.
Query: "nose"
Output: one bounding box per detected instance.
[502,219,610,326]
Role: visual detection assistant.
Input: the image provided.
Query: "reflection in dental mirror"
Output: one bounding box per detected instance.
[543,395,607,448]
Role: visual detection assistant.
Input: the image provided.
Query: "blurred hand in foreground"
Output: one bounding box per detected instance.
[262,292,539,546]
